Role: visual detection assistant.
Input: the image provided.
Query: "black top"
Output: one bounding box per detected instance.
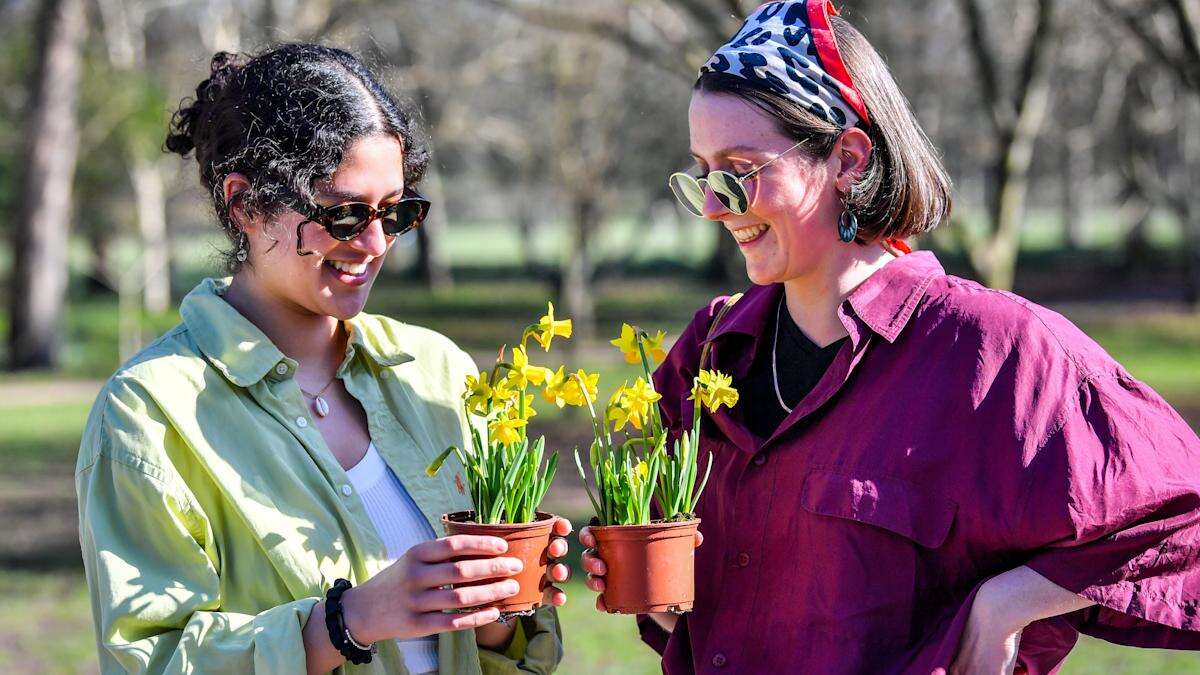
[737,299,847,439]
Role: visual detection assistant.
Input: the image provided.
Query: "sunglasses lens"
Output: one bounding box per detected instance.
[668,173,706,217]
[383,199,429,236]
[709,172,749,215]
[325,204,372,240]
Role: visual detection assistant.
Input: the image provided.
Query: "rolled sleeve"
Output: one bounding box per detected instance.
[1022,373,1200,648]
[476,606,563,674]
[78,409,319,674]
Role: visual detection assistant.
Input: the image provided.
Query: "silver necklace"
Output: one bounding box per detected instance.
[299,373,338,418]
[771,297,794,414]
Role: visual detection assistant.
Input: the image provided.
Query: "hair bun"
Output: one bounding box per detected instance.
[164,51,248,157]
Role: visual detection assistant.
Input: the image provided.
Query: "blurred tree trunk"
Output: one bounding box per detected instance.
[131,158,170,313]
[414,166,453,289]
[563,196,598,344]
[7,0,86,370]
[1099,0,1200,307]
[97,0,171,313]
[381,20,453,289]
[955,0,1058,290]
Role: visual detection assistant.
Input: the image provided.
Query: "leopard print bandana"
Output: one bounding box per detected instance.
[699,0,871,130]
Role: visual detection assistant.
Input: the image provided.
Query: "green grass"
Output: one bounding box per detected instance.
[1,570,1196,674]
[0,571,97,674]
[0,401,93,467]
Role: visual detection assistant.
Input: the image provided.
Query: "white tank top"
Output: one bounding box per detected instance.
[345,442,439,675]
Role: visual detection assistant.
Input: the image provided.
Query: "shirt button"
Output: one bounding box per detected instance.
[380,369,390,378]
[275,363,289,375]
[753,454,767,466]
[712,653,727,668]
[736,552,751,567]
[341,484,353,497]
[296,416,309,428]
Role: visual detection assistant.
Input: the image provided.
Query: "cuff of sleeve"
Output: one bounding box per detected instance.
[636,614,670,655]
[249,597,322,672]
[478,606,563,675]
[1026,552,1200,649]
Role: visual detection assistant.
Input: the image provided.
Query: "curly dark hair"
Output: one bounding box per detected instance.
[165,44,430,271]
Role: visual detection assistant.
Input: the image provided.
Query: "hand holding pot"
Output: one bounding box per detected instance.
[542,516,573,607]
[579,525,703,616]
[340,534,524,644]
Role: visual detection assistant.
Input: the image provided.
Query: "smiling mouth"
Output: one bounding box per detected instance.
[326,259,369,275]
[731,224,770,244]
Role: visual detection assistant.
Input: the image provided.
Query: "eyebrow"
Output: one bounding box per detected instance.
[315,186,405,203]
[689,145,765,160]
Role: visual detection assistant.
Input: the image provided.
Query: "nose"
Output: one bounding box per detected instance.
[700,184,732,221]
[349,216,391,257]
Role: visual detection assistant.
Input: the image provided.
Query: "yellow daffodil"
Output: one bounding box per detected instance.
[630,459,650,489]
[566,369,600,407]
[542,366,570,408]
[690,369,739,413]
[464,371,493,415]
[506,344,552,389]
[643,329,668,364]
[607,377,661,432]
[529,302,573,351]
[490,376,519,408]
[610,323,641,364]
[488,413,527,446]
[624,376,662,411]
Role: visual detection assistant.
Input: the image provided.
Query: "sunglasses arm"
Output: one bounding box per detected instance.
[296,219,316,257]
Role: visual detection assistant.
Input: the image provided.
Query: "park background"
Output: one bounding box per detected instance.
[1,0,1199,672]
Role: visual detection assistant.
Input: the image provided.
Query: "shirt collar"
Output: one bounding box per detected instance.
[843,251,942,343]
[705,251,944,347]
[181,278,413,388]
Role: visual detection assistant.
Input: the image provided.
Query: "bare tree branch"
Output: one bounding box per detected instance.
[957,0,1009,133]
[1097,0,1199,91]
[474,0,693,79]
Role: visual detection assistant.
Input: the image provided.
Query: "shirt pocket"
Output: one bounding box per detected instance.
[786,468,957,648]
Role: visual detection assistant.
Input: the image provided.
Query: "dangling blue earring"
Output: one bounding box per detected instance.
[837,205,859,243]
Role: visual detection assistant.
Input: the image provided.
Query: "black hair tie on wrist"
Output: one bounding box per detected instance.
[325,578,374,665]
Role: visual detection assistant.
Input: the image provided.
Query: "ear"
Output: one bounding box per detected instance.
[221,173,256,233]
[832,128,872,193]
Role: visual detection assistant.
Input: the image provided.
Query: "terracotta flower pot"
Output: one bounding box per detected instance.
[591,518,700,614]
[441,510,556,615]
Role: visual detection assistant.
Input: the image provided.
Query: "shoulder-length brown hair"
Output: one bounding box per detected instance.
[696,16,952,242]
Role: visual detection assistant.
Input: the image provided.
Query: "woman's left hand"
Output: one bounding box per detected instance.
[475,516,571,650]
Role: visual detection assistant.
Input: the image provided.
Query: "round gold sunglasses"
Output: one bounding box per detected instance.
[668,140,805,217]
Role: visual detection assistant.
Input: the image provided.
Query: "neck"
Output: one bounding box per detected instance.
[781,244,895,347]
[223,273,345,386]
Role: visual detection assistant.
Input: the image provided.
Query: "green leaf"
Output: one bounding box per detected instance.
[426,446,457,477]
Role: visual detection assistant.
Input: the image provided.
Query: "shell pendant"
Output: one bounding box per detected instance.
[312,395,330,418]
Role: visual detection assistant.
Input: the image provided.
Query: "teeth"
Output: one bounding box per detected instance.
[328,260,368,275]
[732,224,769,243]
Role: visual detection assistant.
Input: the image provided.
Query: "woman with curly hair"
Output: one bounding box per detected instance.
[77,44,568,675]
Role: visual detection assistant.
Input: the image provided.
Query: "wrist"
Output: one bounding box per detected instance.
[476,618,517,651]
[340,585,381,646]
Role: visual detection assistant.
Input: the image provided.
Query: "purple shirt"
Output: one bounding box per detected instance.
[643,252,1200,674]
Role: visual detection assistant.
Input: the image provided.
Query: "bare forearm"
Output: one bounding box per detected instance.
[976,566,1096,631]
[303,601,347,675]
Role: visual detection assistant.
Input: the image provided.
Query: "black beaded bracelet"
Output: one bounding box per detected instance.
[325,578,374,665]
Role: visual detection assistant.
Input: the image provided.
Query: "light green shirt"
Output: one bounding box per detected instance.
[76,278,563,674]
